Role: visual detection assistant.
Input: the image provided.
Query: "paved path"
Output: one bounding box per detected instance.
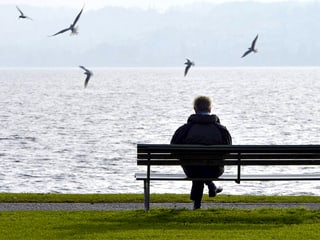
[1,202,320,211]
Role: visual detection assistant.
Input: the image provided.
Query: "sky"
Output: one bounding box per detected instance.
[1,0,319,67]
[0,0,315,10]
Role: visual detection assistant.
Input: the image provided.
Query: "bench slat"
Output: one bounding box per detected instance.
[138,144,320,153]
[137,159,320,166]
[138,153,320,160]
[135,173,320,181]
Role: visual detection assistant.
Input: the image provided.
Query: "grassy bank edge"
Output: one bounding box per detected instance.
[0,193,320,203]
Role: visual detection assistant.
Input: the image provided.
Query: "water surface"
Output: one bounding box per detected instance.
[1,67,320,195]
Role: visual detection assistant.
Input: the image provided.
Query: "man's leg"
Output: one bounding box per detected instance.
[203,166,224,197]
[190,181,204,209]
[205,181,223,197]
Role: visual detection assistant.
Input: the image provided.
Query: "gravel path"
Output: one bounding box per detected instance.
[1,202,320,211]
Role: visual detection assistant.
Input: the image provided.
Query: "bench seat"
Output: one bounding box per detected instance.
[135,173,320,181]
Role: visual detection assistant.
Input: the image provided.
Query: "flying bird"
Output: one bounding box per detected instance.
[50,6,84,37]
[16,6,33,20]
[241,34,259,58]
[184,58,195,77]
[79,65,93,88]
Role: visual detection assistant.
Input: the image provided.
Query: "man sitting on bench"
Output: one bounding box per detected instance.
[170,96,232,210]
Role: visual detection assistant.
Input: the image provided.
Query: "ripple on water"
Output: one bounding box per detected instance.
[1,67,320,194]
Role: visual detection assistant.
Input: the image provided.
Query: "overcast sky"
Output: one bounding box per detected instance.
[1,0,319,67]
[0,0,315,10]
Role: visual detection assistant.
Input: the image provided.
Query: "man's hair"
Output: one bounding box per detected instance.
[193,96,212,113]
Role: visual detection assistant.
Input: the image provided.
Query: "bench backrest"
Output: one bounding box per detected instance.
[137,144,320,166]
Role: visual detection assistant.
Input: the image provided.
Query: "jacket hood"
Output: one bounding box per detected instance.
[187,114,220,124]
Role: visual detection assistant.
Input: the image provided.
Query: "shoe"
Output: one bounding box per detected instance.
[193,201,201,210]
[209,186,223,197]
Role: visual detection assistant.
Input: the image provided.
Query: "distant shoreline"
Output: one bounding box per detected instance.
[1,66,320,69]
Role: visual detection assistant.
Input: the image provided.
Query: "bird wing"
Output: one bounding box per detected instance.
[241,49,252,58]
[251,34,259,49]
[84,75,91,88]
[50,27,71,36]
[185,58,191,64]
[16,6,24,15]
[79,65,89,72]
[184,65,191,76]
[72,6,84,27]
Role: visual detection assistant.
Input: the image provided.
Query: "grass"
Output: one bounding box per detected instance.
[0,193,320,203]
[1,193,320,239]
[1,208,320,240]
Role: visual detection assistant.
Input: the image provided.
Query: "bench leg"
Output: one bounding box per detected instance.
[144,179,150,212]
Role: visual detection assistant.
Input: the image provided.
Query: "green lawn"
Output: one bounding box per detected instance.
[1,208,320,240]
[1,193,320,240]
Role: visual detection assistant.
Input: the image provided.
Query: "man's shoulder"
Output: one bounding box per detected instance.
[171,123,193,144]
[174,123,193,136]
[216,122,228,130]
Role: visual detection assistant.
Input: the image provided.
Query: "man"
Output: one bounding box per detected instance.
[171,96,232,209]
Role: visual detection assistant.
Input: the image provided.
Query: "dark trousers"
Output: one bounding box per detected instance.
[182,166,224,202]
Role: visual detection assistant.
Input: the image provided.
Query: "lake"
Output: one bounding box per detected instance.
[1,67,320,195]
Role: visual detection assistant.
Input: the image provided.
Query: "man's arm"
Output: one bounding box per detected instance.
[221,128,232,145]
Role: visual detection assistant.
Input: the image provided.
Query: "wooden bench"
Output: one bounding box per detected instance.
[135,144,320,211]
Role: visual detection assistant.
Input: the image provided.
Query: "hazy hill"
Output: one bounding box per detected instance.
[1,2,320,67]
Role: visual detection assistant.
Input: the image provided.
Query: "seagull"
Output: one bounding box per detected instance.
[50,6,84,37]
[16,6,33,20]
[79,66,93,88]
[184,58,195,77]
[241,34,259,58]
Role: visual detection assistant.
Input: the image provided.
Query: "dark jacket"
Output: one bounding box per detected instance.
[170,113,232,178]
[171,114,232,145]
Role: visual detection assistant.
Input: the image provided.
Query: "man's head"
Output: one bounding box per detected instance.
[193,96,212,113]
